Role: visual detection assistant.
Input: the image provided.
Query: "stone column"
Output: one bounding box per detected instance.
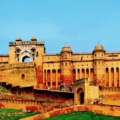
[105,68,107,86]
[56,70,58,89]
[114,68,116,87]
[43,69,44,85]
[89,68,91,81]
[50,70,52,88]
[85,68,86,78]
[75,69,77,80]
[46,70,47,86]
[118,68,120,87]
[109,68,111,87]
[79,69,81,79]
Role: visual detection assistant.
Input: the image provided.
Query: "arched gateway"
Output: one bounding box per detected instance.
[76,88,84,104]
[73,78,99,105]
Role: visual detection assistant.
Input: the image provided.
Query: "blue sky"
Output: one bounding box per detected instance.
[0,0,120,54]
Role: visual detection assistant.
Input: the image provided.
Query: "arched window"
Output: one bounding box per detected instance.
[36,52,38,57]
[21,74,25,79]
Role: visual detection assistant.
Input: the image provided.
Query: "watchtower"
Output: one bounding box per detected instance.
[93,42,105,86]
[60,43,73,84]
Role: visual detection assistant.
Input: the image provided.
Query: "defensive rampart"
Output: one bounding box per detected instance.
[0,99,65,113]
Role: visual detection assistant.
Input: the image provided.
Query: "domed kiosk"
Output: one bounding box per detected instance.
[31,36,37,41]
[94,42,104,51]
[15,37,22,41]
[60,43,72,59]
[61,43,72,53]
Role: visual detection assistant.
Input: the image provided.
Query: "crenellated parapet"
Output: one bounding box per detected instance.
[9,36,44,47]
[9,40,44,46]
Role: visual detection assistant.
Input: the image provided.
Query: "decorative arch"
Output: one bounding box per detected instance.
[90,68,94,81]
[116,67,119,87]
[52,69,56,83]
[21,50,31,55]
[106,68,109,86]
[86,68,89,78]
[75,86,85,105]
[78,69,80,79]
[47,69,50,84]
[111,68,114,86]
[73,69,76,80]
[22,56,30,62]
[19,50,34,62]
[81,69,85,78]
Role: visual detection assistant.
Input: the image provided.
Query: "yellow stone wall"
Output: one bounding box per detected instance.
[0,55,9,64]
[87,86,99,101]
[0,62,37,87]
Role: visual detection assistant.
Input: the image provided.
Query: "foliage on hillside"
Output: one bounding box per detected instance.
[0,108,40,120]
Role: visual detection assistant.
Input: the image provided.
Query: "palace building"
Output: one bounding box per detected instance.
[0,37,120,90]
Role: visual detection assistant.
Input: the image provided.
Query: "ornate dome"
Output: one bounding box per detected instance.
[61,43,72,52]
[16,37,22,41]
[31,36,37,41]
[94,42,104,51]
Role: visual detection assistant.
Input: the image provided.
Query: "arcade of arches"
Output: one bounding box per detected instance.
[43,68,94,89]
[43,67,120,88]
[105,67,120,87]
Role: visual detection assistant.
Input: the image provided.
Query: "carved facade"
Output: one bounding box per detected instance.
[0,37,120,89]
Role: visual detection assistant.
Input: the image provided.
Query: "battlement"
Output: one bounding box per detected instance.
[0,62,35,70]
[9,40,44,46]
